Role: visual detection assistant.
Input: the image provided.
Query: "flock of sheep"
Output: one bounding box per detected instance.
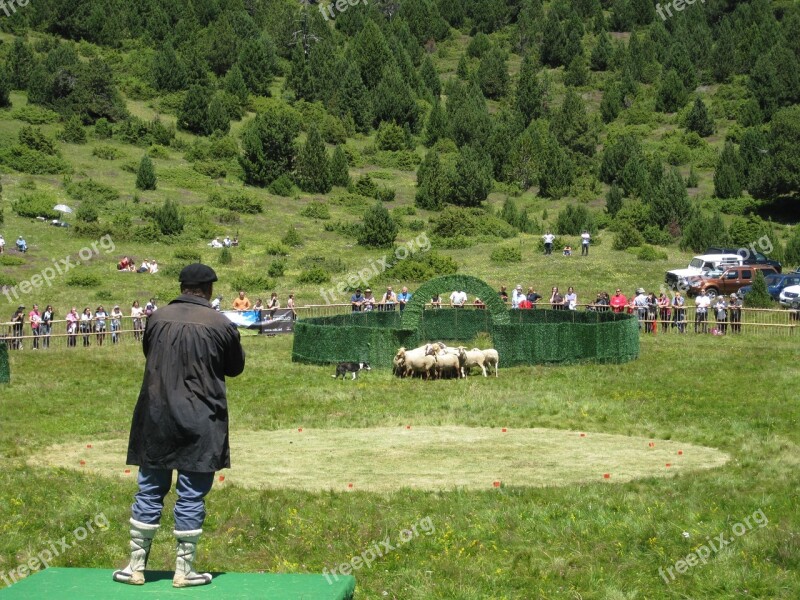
[393,343,499,379]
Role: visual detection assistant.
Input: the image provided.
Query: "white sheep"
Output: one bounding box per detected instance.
[476,348,499,377]
[434,351,462,379]
[459,347,487,377]
[396,346,436,379]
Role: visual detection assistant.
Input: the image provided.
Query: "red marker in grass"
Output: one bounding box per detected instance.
[501,428,507,433]
[580,433,586,437]
[406,425,411,430]
[124,469,131,474]
[678,450,683,456]
[493,481,501,488]
[298,428,303,432]
[347,483,353,489]
[86,444,93,449]
[603,473,610,479]
[648,442,655,448]
[79,460,86,466]
[665,463,672,468]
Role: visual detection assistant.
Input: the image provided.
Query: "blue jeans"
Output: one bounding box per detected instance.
[131,468,215,531]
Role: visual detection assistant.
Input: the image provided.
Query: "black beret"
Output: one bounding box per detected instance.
[179,263,218,285]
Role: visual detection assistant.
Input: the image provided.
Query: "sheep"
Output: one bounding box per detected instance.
[476,348,499,377]
[434,351,462,379]
[396,346,436,379]
[459,347,487,378]
[406,353,436,379]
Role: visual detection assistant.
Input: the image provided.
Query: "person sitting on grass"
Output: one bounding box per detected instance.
[563,245,572,256]
[16,236,27,253]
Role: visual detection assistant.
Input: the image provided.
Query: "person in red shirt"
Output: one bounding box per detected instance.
[609,289,627,313]
[518,297,532,309]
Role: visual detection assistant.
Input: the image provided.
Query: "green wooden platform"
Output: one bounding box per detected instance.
[0,568,355,599]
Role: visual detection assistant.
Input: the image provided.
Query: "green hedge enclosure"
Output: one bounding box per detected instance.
[292,276,639,368]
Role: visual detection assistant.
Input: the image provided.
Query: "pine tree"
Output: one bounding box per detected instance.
[515,52,546,125]
[330,146,350,188]
[424,100,448,147]
[358,202,398,248]
[656,69,688,113]
[564,54,589,87]
[680,212,726,253]
[713,141,743,199]
[447,80,493,148]
[206,94,230,135]
[685,98,714,137]
[745,271,774,308]
[7,38,35,90]
[415,149,450,211]
[665,43,697,93]
[335,62,372,134]
[449,145,493,207]
[504,122,547,190]
[224,65,249,106]
[178,85,211,134]
[151,45,187,92]
[154,199,184,236]
[295,125,331,193]
[239,104,300,187]
[419,55,441,100]
[488,108,526,180]
[60,116,87,143]
[550,87,596,156]
[456,54,470,80]
[371,62,420,130]
[711,18,735,83]
[206,17,239,76]
[606,183,623,217]
[686,166,699,188]
[590,31,612,71]
[352,20,394,90]
[541,8,568,68]
[0,69,11,109]
[238,35,277,96]
[476,47,509,99]
[539,139,574,199]
[600,81,623,123]
[136,156,157,190]
[650,167,692,230]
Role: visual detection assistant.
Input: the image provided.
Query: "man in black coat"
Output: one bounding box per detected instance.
[114,263,245,588]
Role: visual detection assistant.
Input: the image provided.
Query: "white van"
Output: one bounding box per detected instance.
[665,254,744,290]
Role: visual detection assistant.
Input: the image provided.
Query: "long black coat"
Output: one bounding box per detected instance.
[127,294,245,472]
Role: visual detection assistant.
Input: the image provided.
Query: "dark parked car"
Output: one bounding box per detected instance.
[738,273,800,300]
[705,247,782,273]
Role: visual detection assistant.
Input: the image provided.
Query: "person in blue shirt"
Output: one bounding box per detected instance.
[397,286,412,312]
[350,289,364,312]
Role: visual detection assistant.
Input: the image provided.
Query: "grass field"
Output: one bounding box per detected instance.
[1,334,799,598]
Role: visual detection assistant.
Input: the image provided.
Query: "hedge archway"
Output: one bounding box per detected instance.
[400,274,510,330]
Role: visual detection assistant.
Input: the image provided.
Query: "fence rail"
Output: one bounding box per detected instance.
[1,303,797,349]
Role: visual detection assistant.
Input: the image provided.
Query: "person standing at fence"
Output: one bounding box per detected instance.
[657,293,671,333]
[41,305,54,348]
[610,289,627,313]
[232,290,250,312]
[672,292,686,333]
[728,293,742,333]
[29,305,41,350]
[714,296,728,334]
[633,288,648,330]
[111,305,123,344]
[80,307,93,347]
[550,287,564,310]
[114,263,245,588]
[286,293,297,321]
[380,286,397,311]
[66,307,79,347]
[397,286,412,312]
[10,306,24,350]
[350,289,364,312]
[695,289,710,333]
[95,305,109,346]
[565,287,578,310]
[132,301,144,341]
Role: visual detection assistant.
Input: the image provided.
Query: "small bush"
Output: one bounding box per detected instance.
[12,192,59,219]
[376,187,396,202]
[66,273,102,287]
[642,225,673,246]
[94,290,114,301]
[265,242,290,256]
[94,118,113,139]
[490,246,523,263]
[296,267,330,284]
[10,105,60,124]
[193,161,227,178]
[268,174,294,196]
[392,205,416,217]
[372,150,421,171]
[382,251,458,282]
[636,244,668,261]
[0,274,18,287]
[65,179,118,204]
[174,249,202,263]
[613,222,645,250]
[282,227,303,247]
[0,145,72,174]
[268,260,286,278]
[406,218,426,231]
[744,271,774,308]
[132,223,162,242]
[219,247,232,264]
[353,174,379,198]
[218,210,240,224]
[208,190,262,214]
[375,122,407,151]
[147,144,171,159]
[92,145,125,160]
[60,116,87,144]
[300,201,331,220]
[229,274,275,292]
[0,255,25,266]
[324,220,363,238]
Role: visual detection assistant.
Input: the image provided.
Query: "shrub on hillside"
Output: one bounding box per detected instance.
[268,174,294,196]
[636,245,668,261]
[60,116,87,144]
[66,273,102,287]
[10,105,60,124]
[296,267,330,284]
[94,118,113,139]
[208,190,262,214]
[92,145,125,160]
[65,179,118,204]
[153,199,184,236]
[382,251,458,282]
[219,247,232,264]
[613,222,645,250]
[265,242,290,256]
[430,206,516,239]
[229,274,275,293]
[174,249,202,263]
[282,227,303,247]
[300,201,331,220]
[643,225,673,246]
[267,260,286,278]
[490,246,523,263]
[0,145,72,174]
[132,223,162,242]
[375,122,407,151]
[358,202,398,248]
[12,192,59,219]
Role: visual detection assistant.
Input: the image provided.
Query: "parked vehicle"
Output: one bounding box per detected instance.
[705,246,782,273]
[686,265,779,300]
[779,285,800,309]
[665,254,744,290]
[738,273,800,300]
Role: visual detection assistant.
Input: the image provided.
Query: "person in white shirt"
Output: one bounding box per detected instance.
[131,301,144,341]
[581,231,590,256]
[0,234,5,254]
[449,290,467,308]
[511,285,524,309]
[211,295,222,311]
[223,236,232,248]
[209,238,223,248]
[149,260,159,274]
[543,232,555,255]
[694,289,711,334]
[633,288,648,329]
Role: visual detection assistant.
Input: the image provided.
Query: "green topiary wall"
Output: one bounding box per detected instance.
[0,341,9,384]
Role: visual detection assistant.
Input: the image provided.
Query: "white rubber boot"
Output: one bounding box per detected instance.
[112,519,160,585]
[172,529,213,588]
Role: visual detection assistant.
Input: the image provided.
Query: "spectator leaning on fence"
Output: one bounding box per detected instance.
[232,291,251,311]
[397,287,412,312]
[42,305,54,348]
[350,288,364,312]
[633,288,648,329]
[729,293,742,333]
[695,289,710,333]
[111,305,123,344]
[672,291,686,333]
[610,289,627,313]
